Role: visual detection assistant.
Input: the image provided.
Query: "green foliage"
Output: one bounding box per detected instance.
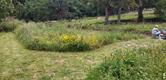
[156,0,166,20]
[15,22,145,52]
[0,19,23,32]
[15,0,101,21]
[0,0,160,22]
[0,0,14,21]
[86,45,166,80]
[15,23,91,51]
[18,0,48,21]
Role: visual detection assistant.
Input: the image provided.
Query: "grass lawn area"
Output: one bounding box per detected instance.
[0,10,166,80]
[0,32,165,80]
[110,9,156,20]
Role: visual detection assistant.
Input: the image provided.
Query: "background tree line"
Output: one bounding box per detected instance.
[0,0,166,23]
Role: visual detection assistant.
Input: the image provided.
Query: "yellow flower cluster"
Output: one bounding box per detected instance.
[84,34,99,48]
[60,34,77,42]
[32,33,100,49]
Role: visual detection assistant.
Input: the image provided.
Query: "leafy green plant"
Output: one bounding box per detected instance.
[86,44,166,80]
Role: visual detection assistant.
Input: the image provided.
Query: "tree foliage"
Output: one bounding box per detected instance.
[156,0,166,20]
[0,0,14,21]
[0,0,165,22]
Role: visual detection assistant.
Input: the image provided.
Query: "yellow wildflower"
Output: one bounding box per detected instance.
[60,34,77,42]
[85,33,99,48]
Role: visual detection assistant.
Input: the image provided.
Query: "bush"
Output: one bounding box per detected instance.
[86,44,166,80]
[0,19,23,32]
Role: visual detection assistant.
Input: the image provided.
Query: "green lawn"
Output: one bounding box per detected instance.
[0,32,165,80]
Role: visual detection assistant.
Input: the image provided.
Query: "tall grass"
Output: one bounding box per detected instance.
[16,22,91,51]
[15,22,145,52]
[86,44,166,80]
[66,19,166,35]
[0,19,23,32]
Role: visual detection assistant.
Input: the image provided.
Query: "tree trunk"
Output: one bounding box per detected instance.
[104,7,109,25]
[138,7,144,21]
[117,7,122,24]
[137,0,144,22]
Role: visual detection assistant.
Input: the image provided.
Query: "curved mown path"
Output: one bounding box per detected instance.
[0,32,165,80]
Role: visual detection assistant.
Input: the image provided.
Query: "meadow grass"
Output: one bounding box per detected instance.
[86,44,166,80]
[0,10,166,80]
[0,32,165,80]
[11,10,165,52]
[15,22,145,52]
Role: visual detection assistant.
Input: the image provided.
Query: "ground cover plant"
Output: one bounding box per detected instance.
[15,22,145,52]
[86,44,166,80]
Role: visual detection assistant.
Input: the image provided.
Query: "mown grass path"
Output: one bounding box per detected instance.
[0,32,165,80]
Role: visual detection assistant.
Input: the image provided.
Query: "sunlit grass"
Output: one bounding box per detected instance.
[0,32,165,80]
[15,22,145,52]
[86,44,166,80]
[0,10,166,80]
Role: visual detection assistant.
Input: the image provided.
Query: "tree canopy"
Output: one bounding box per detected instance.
[0,0,14,21]
[0,0,165,23]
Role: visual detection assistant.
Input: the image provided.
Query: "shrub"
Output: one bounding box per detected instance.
[86,44,166,80]
[0,19,23,32]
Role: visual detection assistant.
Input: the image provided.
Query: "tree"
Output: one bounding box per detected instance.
[12,0,26,17]
[135,0,155,21]
[48,0,68,20]
[113,0,136,24]
[21,0,48,21]
[93,0,112,24]
[137,0,144,21]
[93,0,136,24]
[66,0,86,19]
[15,0,98,21]
[155,0,166,20]
[0,0,14,21]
